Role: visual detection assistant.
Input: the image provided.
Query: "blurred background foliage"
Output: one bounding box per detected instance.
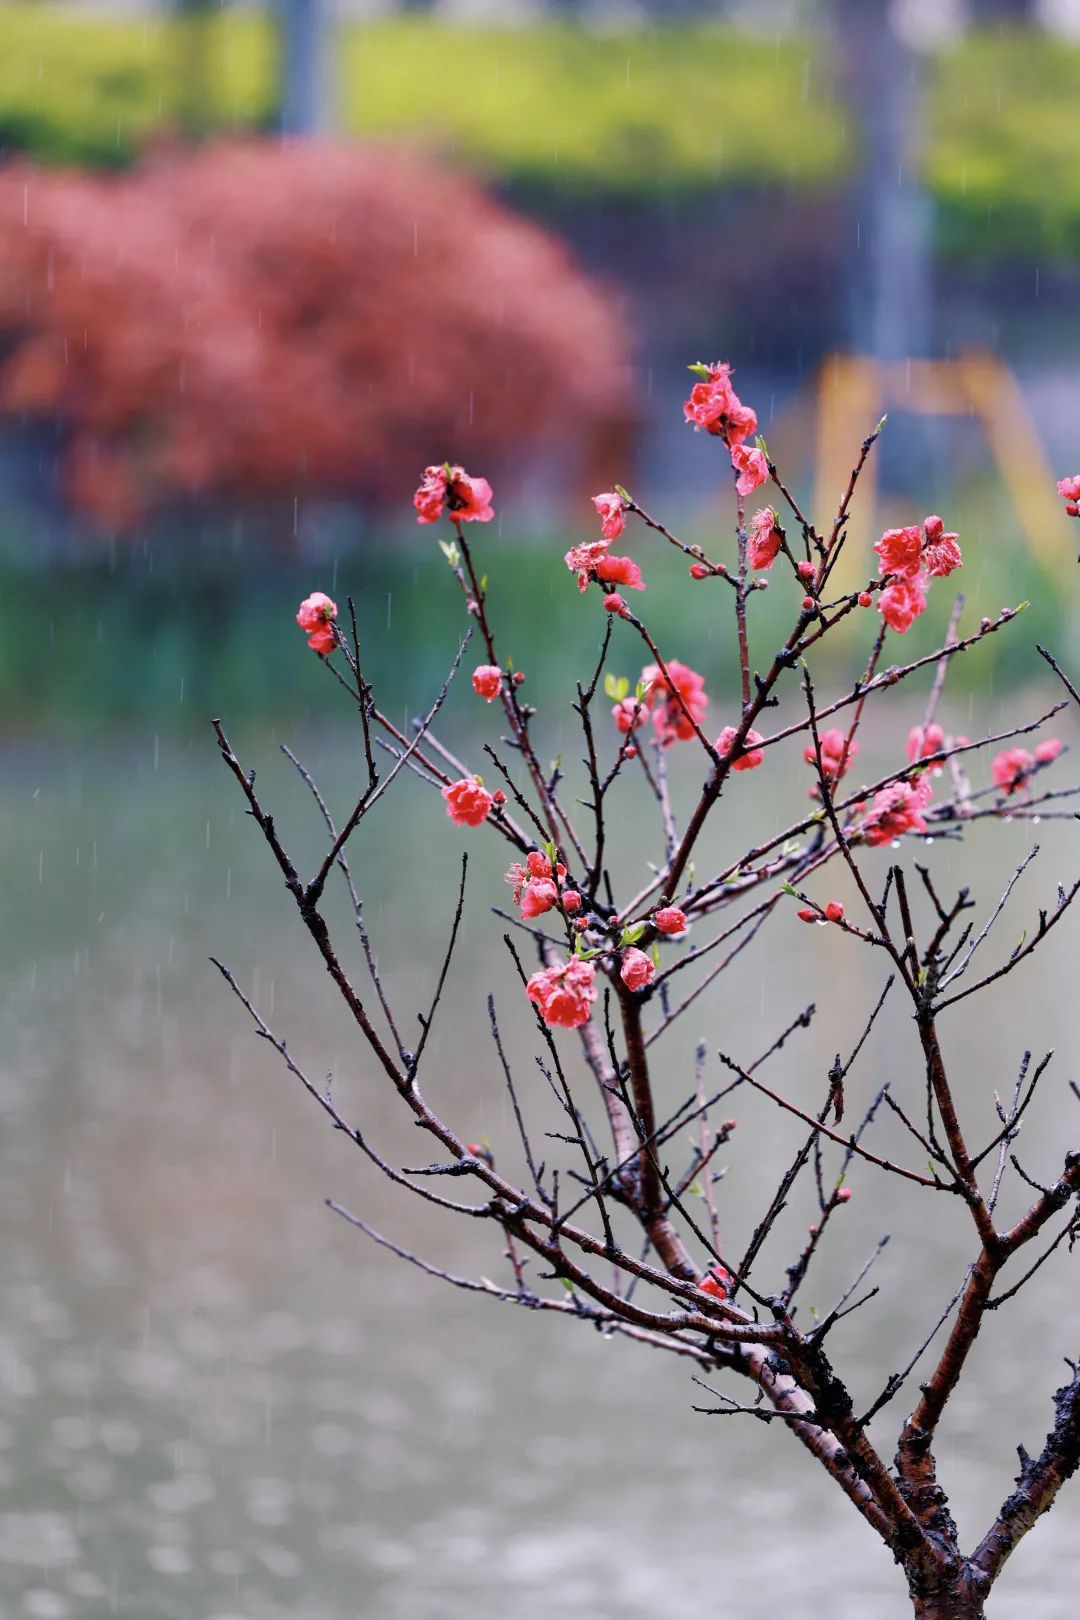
[0,0,1077,728]
[2,4,1080,257]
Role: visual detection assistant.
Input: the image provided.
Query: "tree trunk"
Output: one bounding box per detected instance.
[910,1573,987,1618]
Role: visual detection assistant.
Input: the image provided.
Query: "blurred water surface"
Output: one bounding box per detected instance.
[2,712,1080,1619]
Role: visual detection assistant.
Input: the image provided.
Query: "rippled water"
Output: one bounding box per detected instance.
[2,718,1079,1618]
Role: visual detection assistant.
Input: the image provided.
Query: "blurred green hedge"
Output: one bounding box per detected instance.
[0,7,842,186]
[0,10,1077,254]
[925,30,1080,260]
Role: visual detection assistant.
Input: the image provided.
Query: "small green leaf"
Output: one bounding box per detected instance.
[779,881,799,898]
[437,538,460,567]
[875,414,889,435]
[603,672,620,701]
[615,676,629,702]
[620,922,647,946]
[755,433,769,459]
[559,1277,574,1293]
[479,574,488,594]
[687,361,711,379]
[687,1180,705,1198]
[614,483,631,502]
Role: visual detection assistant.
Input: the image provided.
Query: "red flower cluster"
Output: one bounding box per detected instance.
[414,464,494,525]
[504,850,578,921]
[1057,474,1080,517]
[698,1265,732,1302]
[640,660,709,746]
[859,777,934,847]
[612,696,646,735]
[619,947,655,992]
[716,725,766,771]
[592,491,626,541]
[683,362,758,445]
[874,516,962,635]
[654,906,688,936]
[806,727,859,784]
[731,444,768,498]
[747,507,783,571]
[472,664,503,701]
[296,591,338,654]
[565,540,645,595]
[442,776,494,827]
[907,722,945,764]
[992,739,1061,795]
[526,958,598,1029]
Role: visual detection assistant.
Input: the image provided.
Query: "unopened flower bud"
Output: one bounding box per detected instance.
[624,744,638,759]
[796,907,817,922]
[689,563,710,580]
[824,901,845,923]
[492,789,507,806]
[796,561,815,581]
[603,592,628,615]
[562,890,582,912]
[836,1186,853,1203]
[858,591,873,608]
[513,670,526,685]
[801,595,815,611]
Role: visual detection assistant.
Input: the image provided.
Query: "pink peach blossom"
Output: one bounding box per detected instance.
[860,778,932,846]
[441,776,493,827]
[471,664,502,701]
[698,1265,732,1301]
[654,906,688,935]
[683,363,758,446]
[907,722,945,764]
[641,659,708,746]
[717,725,765,771]
[592,491,626,541]
[808,728,859,782]
[414,463,493,524]
[620,947,655,992]
[879,572,928,634]
[565,539,611,592]
[747,506,782,570]
[731,444,768,497]
[613,696,645,735]
[520,878,559,919]
[296,591,338,653]
[924,530,963,579]
[1034,737,1062,765]
[874,525,923,579]
[595,554,645,591]
[991,747,1033,795]
[525,958,597,1029]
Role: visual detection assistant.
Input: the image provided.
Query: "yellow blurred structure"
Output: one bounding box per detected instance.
[772,351,1068,585]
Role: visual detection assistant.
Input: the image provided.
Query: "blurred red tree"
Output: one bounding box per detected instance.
[0,141,631,531]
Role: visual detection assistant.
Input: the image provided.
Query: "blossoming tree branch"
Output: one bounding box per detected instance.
[214,363,1080,1620]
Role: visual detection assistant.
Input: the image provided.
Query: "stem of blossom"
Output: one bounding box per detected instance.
[735,471,751,712]
[455,523,587,865]
[618,988,697,1279]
